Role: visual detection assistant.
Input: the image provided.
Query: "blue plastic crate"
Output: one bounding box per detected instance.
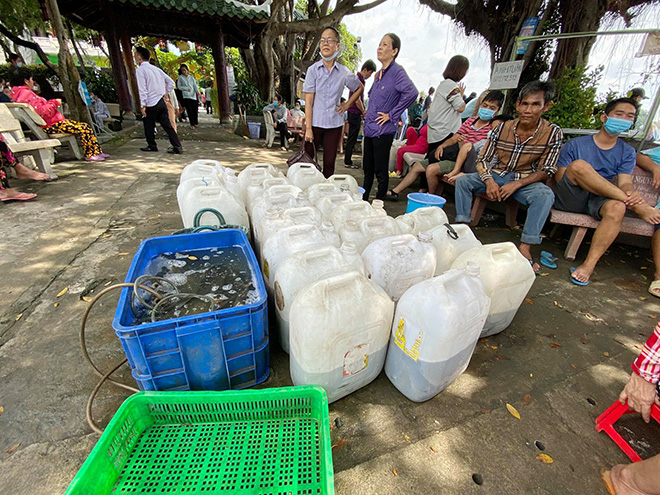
[112,229,269,392]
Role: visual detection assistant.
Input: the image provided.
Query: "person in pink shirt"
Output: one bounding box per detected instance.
[10,69,106,162]
[395,124,428,176]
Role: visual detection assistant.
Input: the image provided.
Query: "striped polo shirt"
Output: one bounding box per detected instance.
[457,116,491,143]
[476,117,563,181]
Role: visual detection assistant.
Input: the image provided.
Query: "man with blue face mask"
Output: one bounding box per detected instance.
[554,97,660,285]
[263,95,291,150]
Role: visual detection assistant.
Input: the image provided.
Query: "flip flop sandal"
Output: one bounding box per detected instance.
[1,192,36,202]
[539,251,558,269]
[384,190,399,202]
[528,258,540,275]
[648,280,660,298]
[570,267,590,286]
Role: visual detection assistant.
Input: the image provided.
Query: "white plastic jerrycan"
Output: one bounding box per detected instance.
[317,192,357,219]
[177,175,222,216]
[451,242,535,337]
[328,174,360,194]
[396,206,449,235]
[261,223,341,289]
[308,182,340,206]
[258,206,323,259]
[179,160,224,183]
[250,184,302,226]
[427,223,482,276]
[288,163,325,190]
[274,243,366,353]
[222,174,242,202]
[340,215,402,253]
[246,177,289,215]
[289,271,395,403]
[362,232,437,302]
[180,185,249,229]
[330,200,382,232]
[385,263,490,402]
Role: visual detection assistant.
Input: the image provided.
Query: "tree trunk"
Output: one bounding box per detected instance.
[120,32,140,114]
[104,16,132,113]
[211,25,231,122]
[45,0,90,125]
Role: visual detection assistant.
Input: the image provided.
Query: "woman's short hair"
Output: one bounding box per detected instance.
[443,55,469,82]
[385,33,401,59]
[180,64,189,71]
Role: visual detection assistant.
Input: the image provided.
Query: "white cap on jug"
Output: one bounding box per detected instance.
[340,241,358,254]
[372,199,384,210]
[320,221,335,232]
[465,261,480,277]
[345,219,359,231]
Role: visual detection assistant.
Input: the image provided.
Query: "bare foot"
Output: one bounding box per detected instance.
[571,264,594,283]
[518,244,540,274]
[418,188,428,193]
[636,204,660,225]
[14,163,51,181]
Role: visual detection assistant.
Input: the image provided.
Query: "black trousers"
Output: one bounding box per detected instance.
[182,98,199,126]
[362,134,394,201]
[144,98,182,150]
[344,112,362,165]
[276,121,290,147]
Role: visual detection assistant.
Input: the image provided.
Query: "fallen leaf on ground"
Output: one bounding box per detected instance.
[118,252,129,256]
[404,435,410,442]
[495,355,510,361]
[82,296,93,302]
[0,406,4,416]
[102,233,112,239]
[53,302,59,308]
[15,313,23,321]
[581,312,605,324]
[104,281,112,287]
[641,274,648,280]
[430,446,438,453]
[539,273,549,277]
[6,442,20,454]
[641,266,648,270]
[525,298,533,305]
[490,345,499,350]
[554,301,563,308]
[522,394,533,406]
[550,342,562,348]
[580,334,590,344]
[188,256,198,260]
[536,453,553,464]
[639,297,647,301]
[649,315,657,319]
[604,352,610,357]
[571,364,577,369]
[506,403,521,419]
[331,438,345,451]
[480,408,491,414]
[56,287,68,298]
[392,468,398,476]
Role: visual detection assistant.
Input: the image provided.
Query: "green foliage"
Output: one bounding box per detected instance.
[234,78,266,115]
[0,0,45,34]
[83,69,117,103]
[546,66,602,131]
[225,47,248,83]
[0,63,56,85]
[337,23,361,72]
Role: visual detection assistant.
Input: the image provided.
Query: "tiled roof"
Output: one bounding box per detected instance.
[108,0,271,20]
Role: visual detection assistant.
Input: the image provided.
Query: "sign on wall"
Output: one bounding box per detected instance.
[489,61,525,90]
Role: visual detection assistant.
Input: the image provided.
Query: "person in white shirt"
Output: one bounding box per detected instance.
[90,92,110,130]
[177,64,200,129]
[290,100,305,118]
[204,86,213,114]
[134,47,182,154]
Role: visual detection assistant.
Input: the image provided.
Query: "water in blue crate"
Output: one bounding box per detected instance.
[135,246,260,323]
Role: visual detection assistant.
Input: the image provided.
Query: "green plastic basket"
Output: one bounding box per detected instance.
[65,387,334,495]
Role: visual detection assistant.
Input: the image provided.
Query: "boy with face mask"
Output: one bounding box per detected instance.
[554,97,660,285]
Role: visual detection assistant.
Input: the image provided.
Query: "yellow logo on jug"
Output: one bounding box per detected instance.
[394,317,422,361]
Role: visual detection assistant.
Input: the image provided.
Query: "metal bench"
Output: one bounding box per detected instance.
[549,165,658,260]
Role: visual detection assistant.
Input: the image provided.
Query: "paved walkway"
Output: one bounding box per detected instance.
[0,119,658,494]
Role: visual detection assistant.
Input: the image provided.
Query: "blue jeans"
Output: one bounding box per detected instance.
[454,172,555,245]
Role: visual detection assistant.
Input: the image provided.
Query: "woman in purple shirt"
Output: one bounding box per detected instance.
[303,27,364,177]
[362,33,418,200]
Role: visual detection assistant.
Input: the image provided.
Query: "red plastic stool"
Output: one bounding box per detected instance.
[595,400,660,462]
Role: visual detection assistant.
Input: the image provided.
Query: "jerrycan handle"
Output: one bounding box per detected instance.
[444,223,459,240]
[193,208,226,228]
[491,244,516,261]
[286,224,314,239]
[199,185,224,196]
[324,271,361,296]
[287,206,315,219]
[304,245,334,263]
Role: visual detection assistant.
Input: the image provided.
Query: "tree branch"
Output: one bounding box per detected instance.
[348,0,389,14]
[0,23,59,75]
[417,0,460,19]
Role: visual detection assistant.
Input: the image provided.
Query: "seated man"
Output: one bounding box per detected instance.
[263,95,291,151]
[554,97,660,285]
[290,100,305,118]
[454,80,563,273]
[90,92,111,130]
[426,90,505,194]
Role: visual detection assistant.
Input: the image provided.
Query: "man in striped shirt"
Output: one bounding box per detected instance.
[601,322,660,494]
[454,80,563,273]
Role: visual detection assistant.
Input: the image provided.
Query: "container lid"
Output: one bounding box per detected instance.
[372,199,384,210]
[465,261,480,277]
[418,231,433,243]
[340,241,357,254]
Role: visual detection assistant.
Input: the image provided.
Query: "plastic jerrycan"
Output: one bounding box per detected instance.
[288,163,325,189]
[308,182,340,206]
[180,185,249,229]
[261,223,341,289]
[179,160,223,183]
[362,232,437,302]
[177,175,222,215]
[246,177,289,215]
[250,184,302,225]
[328,174,360,194]
[330,200,380,232]
[237,167,269,204]
[397,206,449,235]
[451,242,535,337]
[317,192,356,219]
[385,263,490,402]
[273,243,366,353]
[356,215,403,253]
[289,271,395,403]
[428,223,482,276]
[222,174,243,202]
[258,206,323,261]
